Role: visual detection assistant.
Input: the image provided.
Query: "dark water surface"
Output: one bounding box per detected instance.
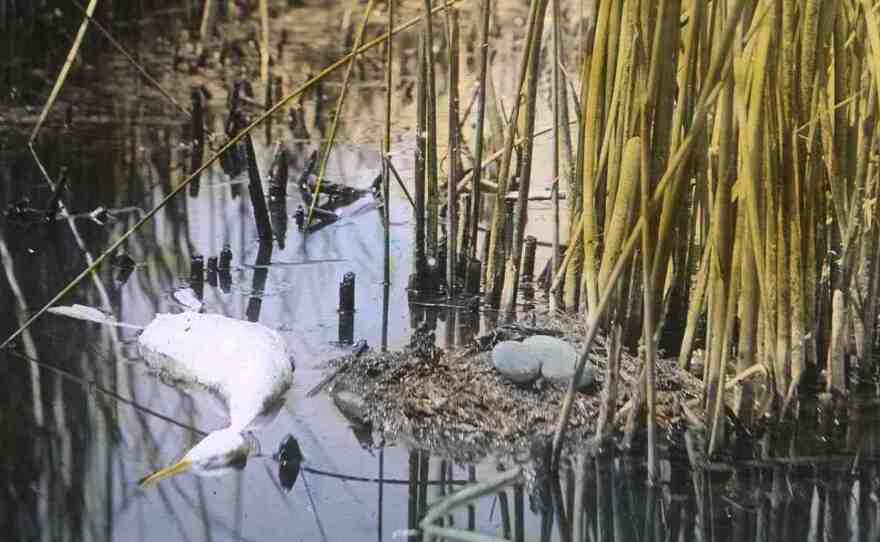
[6,3,880,542]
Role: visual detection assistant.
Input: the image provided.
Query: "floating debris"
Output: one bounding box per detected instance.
[275,434,303,491]
[172,287,204,312]
[307,338,369,397]
[333,390,370,426]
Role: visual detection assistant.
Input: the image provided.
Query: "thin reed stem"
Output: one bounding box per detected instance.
[381,0,394,350]
[445,4,461,298]
[423,0,440,259]
[465,0,491,292]
[484,0,544,307]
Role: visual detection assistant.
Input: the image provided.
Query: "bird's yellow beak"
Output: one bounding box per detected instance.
[138,458,193,488]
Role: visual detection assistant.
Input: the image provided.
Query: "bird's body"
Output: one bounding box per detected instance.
[135,312,294,486]
[138,312,294,432]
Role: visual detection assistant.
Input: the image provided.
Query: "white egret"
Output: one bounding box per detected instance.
[46,305,295,487]
[136,312,295,487]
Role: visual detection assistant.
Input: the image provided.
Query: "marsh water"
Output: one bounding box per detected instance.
[5,2,880,541]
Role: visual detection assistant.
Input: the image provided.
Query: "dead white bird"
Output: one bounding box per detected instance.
[48,306,295,487]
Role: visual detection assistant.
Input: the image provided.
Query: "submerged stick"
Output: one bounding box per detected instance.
[5,349,202,434]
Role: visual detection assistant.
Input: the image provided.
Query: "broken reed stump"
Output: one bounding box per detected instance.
[206,256,218,287]
[339,272,356,344]
[219,244,233,270]
[190,254,205,299]
[246,241,273,322]
[218,268,231,293]
[339,311,355,345]
[339,272,356,313]
[521,235,537,283]
[244,133,274,241]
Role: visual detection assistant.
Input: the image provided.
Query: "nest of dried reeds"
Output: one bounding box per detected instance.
[329,309,705,462]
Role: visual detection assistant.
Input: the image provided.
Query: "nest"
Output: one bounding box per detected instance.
[328,309,705,463]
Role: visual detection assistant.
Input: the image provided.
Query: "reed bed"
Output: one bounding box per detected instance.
[407,0,880,475]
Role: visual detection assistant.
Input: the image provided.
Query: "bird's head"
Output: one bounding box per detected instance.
[138,427,253,488]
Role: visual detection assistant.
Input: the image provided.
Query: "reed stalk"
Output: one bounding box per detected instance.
[464,0,491,294]
[550,0,562,305]
[576,0,614,315]
[29,0,99,185]
[423,0,440,260]
[483,0,544,307]
[381,0,394,350]
[200,0,214,39]
[445,4,461,298]
[259,0,270,89]
[500,0,548,316]
[552,0,748,468]
[414,34,427,283]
